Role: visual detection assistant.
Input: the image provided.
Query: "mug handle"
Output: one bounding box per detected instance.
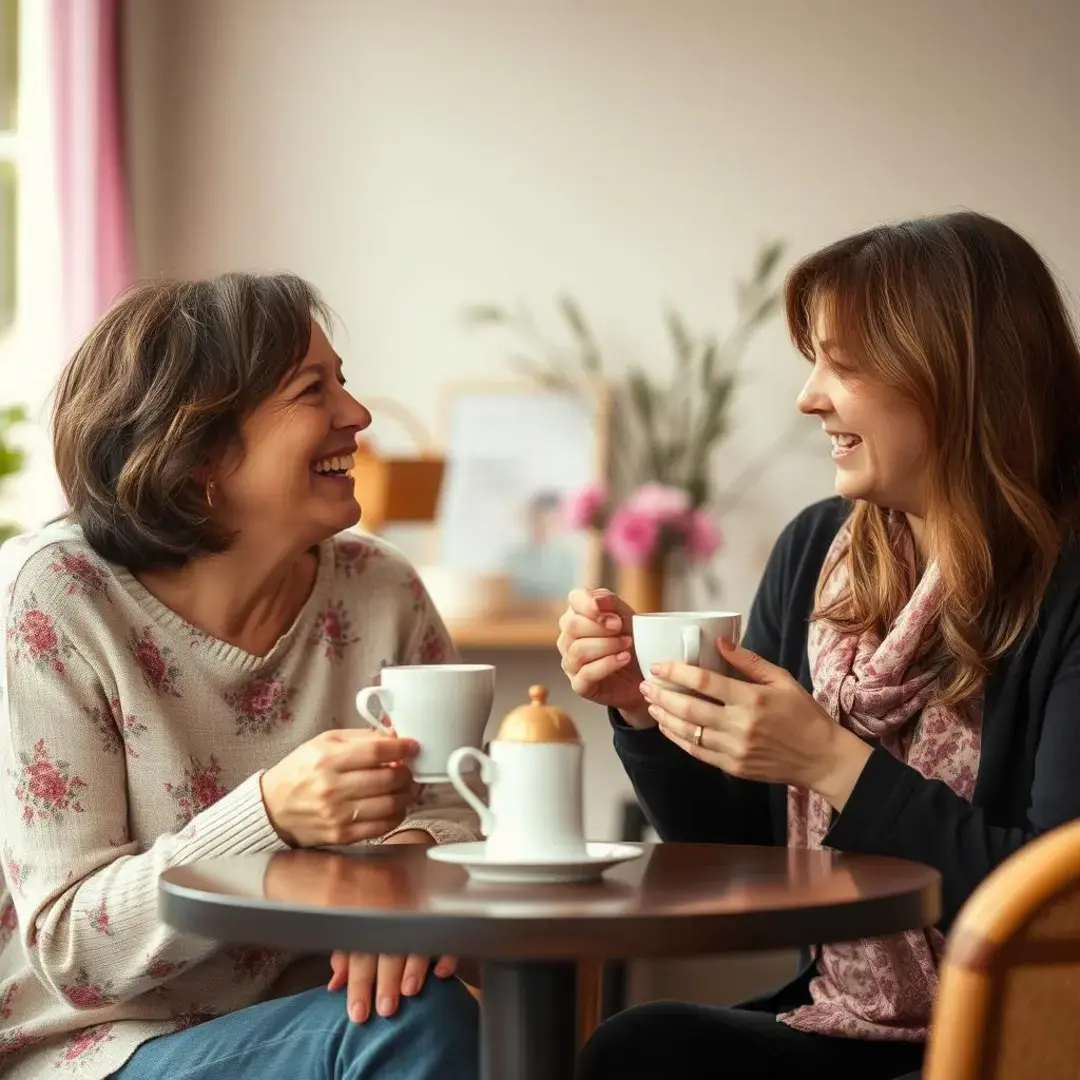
[446,747,497,837]
[355,686,395,732]
[681,625,701,665]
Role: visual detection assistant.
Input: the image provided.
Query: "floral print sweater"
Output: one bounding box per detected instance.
[0,523,480,1079]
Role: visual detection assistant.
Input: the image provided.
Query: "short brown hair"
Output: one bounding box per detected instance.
[53,272,331,571]
[786,211,1080,705]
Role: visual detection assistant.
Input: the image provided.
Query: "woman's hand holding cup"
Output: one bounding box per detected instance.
[261,729,420,847]
[557,588,654,728]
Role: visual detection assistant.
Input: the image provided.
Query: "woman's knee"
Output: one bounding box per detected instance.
[580,1000,749,1078]
[580,1001,689,1076]
[114,981,479,1079]
[336,974,479,1078]
[399,974,480,1043]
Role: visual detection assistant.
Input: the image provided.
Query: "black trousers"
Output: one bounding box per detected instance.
[578,980,924,1080]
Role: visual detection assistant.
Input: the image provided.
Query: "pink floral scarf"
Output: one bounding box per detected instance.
[778,515,983,1042]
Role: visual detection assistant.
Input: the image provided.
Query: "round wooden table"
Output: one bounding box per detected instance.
[160,842,940,1080]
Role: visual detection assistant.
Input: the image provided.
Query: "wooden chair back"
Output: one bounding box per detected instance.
[925,818,1080,1079]
[576,959,604,1045]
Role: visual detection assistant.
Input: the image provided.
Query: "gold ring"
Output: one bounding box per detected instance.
[693,724,704,747]
[351,806,360,822]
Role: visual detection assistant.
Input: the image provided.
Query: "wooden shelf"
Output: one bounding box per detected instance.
[448,615,562,650]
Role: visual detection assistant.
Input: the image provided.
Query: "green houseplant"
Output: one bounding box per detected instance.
[462,242,800,605]
[0,403,28,542]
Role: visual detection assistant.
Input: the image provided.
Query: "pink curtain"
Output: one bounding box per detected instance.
[50,0,132,353]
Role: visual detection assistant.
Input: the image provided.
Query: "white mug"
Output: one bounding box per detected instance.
[632,611,742,691]
[446,741,587,861]
[354,664,495,782]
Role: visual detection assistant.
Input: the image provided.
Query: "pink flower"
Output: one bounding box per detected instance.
[242,679,282,716]
[28,764,67,805]
[604,506,661,566]
[20,610,57,655]
[87,899,112,936]
[625,483,691,522]
[62,1023,112,1059]
[419,626,446,664]
[337,539,365,562]
[135,638,166,686]
[146,958,180,980]
[321,608,342,640]
[563,484,606,530]
[684,508,722,561]
[62,981,110,1009]
[188,764,227,812]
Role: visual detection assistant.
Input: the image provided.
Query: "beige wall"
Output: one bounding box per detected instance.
[123,0,1080,1002]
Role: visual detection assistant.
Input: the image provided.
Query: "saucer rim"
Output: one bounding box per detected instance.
[427,840,644,869]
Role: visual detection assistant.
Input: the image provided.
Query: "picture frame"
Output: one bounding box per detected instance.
[433,379,611,614]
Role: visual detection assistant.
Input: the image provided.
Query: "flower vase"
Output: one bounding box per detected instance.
[617,560,666,614]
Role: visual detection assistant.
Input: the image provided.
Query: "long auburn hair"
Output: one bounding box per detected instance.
[786,212,1080,704]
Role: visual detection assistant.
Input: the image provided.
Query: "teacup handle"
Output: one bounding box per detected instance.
[681,625,701,665]
[355,686,395,732]
[446,747,497,837]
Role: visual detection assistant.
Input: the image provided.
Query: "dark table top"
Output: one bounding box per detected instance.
[159,842,941,960]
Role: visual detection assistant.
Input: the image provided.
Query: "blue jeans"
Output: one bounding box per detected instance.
[111,977,479,1080]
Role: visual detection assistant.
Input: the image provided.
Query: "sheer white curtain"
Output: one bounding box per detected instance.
[0,0,134,529]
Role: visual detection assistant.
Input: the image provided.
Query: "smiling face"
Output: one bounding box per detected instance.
[797,308,929,516]
[213,323,371,548]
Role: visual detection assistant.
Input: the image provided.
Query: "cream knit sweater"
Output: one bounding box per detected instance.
[0,523,480,1078]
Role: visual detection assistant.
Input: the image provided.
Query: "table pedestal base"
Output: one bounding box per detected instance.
[480,960,579,1080]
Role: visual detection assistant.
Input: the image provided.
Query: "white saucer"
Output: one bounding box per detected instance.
[427,841,643,884]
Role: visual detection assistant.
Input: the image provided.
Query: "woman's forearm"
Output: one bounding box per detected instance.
[612,711,776,845]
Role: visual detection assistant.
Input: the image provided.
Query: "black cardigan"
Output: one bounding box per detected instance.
[613,496,1080,933]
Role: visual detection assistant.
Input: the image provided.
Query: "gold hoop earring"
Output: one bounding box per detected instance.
[205,479,216,509]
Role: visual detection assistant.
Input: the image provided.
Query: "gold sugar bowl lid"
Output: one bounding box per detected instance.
[495,685,581,744]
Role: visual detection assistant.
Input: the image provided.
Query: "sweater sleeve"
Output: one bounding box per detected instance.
[378,569,482,846]
[608,516,801,846]
[611,719,774,844]
[825,627,1080,930]
[0,583,287,1010]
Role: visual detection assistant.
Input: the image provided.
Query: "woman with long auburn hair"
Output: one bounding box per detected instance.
[560,211,1080,1079]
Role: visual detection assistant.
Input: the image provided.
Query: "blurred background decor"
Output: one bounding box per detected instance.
[0,401,27,542]
[350,396,446,535]
[432,380,610,618]
[463,241,794,609]
[562,480,720,613]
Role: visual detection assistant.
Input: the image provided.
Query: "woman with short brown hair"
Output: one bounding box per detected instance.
[0,273,480,1079]
[561,212,1080,1079]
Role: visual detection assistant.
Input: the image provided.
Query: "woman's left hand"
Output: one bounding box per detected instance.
[329,949,458,1023]
[641,638,873,810]
[328,830,457,1023]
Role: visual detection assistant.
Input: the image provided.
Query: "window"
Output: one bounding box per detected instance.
[0,0,63,528]
[0,0,16,333]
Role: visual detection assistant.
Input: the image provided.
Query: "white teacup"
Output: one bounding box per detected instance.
[632,611,742,691]
[446,741,587,861]
[354,664,495,782]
